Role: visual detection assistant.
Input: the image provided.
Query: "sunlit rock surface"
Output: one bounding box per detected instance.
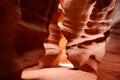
[22,66,97,80]
[38,8,63,68]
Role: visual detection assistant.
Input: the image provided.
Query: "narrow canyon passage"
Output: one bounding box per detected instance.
[21,36,97,80]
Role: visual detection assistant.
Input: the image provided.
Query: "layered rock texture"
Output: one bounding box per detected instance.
[0,0,120,80]
[62,0,117,72]
[97,0,120,80]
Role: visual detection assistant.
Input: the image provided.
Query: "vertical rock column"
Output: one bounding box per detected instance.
[0,0,60,79]
[0,0,22,79]
[61,0,116,72]
[14,0,59,69]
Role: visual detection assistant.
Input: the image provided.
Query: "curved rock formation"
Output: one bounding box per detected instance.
[97,1,120,80]
[39,7,63,68]
[61,0,117,72]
